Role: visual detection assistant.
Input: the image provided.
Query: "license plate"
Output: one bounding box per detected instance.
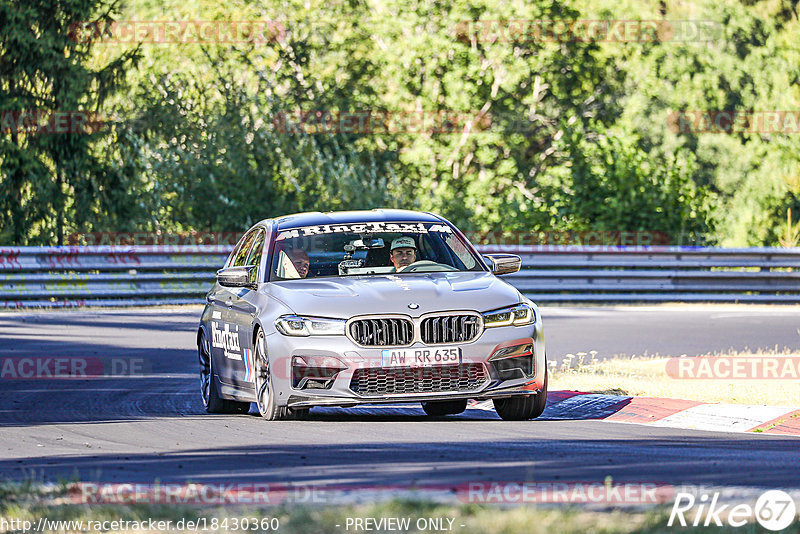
[381,347,462,367]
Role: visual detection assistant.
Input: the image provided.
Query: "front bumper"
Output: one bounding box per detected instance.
[265,321,546,409]
[286,379,545,408]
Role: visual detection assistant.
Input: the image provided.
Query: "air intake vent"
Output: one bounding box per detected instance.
[349,363,488,396]
[420,314,482,344]
[348,318,414,347]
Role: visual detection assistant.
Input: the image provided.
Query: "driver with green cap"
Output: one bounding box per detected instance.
[389,236,417,272]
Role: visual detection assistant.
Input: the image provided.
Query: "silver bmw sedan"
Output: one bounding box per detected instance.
[198,209,547,421]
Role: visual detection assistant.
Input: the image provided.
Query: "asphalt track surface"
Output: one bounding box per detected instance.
[1,305,799,490]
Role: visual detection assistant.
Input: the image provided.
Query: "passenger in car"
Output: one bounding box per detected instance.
[287,248,311,278]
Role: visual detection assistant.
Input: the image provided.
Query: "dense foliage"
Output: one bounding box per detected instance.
[0,0,140,244]
[1,0,798,245]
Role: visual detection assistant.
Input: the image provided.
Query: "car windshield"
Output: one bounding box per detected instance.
[269,221,484,280]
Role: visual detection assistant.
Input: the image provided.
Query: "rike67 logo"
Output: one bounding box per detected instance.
[669,489,797,530]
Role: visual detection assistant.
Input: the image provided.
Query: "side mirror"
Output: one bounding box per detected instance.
[483,254,521,275]
[217,265,258,289]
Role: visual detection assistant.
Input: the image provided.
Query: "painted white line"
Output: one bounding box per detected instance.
[306,398,800,436]
[651,404,796,433]
[468,400,495,411]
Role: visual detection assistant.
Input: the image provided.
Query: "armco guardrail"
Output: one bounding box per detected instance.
[485,245,800,303]
[1,245,799,308]
[0,246,231,308]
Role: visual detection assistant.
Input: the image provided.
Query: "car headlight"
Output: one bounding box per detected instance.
[275,315,346,336]
[482,303,535,327]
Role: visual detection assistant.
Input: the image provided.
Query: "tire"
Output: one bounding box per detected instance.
[199,331,249,414]
[493,370,548,421]
[253,329,294,421]
[422,399,468,416]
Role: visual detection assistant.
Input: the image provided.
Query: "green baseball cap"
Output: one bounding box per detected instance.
[390,237,417,251]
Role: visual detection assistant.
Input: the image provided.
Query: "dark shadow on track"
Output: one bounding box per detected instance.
[2,436,799,488]
[0,379,626,426]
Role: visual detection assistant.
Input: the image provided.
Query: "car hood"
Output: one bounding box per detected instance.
[266,271,522,318]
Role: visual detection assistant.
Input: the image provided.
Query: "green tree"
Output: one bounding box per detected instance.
[607,0,800,245]
[127,48,399,233]
[7,0,796,247]
[560,124,712,241]
[0,0,140,244]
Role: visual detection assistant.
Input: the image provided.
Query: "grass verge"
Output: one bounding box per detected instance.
[3,494,799,534]
[549,349,800,405]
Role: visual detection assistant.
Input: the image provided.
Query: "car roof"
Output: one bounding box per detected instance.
[264,209,446,230]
